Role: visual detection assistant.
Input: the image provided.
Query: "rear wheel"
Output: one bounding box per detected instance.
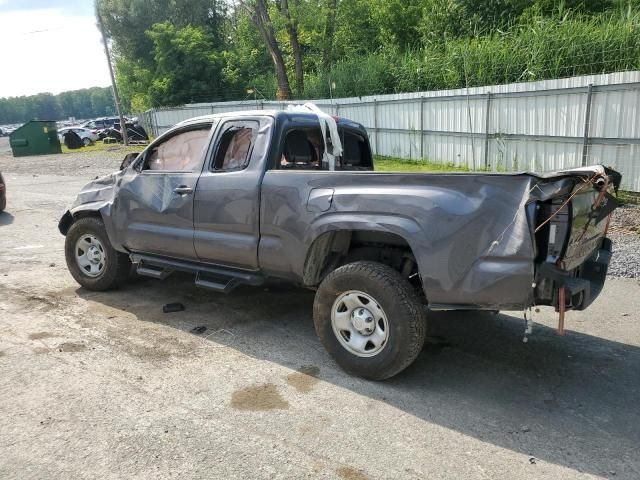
[82,137,91,146]
[64,217,130,291]
[313,261,427,380]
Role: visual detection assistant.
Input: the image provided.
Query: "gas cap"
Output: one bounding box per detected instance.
[307,188,334,212]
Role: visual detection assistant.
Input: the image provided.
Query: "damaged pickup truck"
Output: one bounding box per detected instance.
[59,108,621,380]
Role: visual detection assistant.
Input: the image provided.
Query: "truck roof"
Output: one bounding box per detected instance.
[175,109,367,132]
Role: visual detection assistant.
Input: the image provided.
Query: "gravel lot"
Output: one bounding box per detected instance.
[607,204,640,278]
[1,137,639,479]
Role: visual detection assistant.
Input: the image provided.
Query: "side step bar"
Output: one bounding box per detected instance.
[131,253,264,293]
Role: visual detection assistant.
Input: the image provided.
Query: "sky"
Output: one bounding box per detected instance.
[0,0,111,98]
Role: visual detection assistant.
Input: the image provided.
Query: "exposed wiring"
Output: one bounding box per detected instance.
[533,172,599,234]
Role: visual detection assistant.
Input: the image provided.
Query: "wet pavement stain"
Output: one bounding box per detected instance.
[230,383,289,411]
[336,466,369,480]
[32,347,50,355]
[286,365,320,393]
[28,332,56,340]
[57,342,87,353]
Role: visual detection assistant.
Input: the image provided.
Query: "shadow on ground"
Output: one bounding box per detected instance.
[77,274,640,478]
[0,211,14,226]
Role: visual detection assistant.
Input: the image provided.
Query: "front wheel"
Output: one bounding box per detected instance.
[313,261,427,380]
[64,216,130,291]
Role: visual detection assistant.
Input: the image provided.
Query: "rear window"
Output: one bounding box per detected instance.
[275,127,372,171]
[278,128,323,170]
[340,131,372,170]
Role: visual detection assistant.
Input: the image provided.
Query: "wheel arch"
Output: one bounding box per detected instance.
[302,217,426,290]
[59,202,115,241]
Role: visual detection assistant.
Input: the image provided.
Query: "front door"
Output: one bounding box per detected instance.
[112,124,213,261]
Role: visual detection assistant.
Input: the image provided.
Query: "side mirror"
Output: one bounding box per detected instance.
[120,152,140,170]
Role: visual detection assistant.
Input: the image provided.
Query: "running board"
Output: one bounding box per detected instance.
[136,265,173,280]
[131,253,264,293]
[195,272,240,293]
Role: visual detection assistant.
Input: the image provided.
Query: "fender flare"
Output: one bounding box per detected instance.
[58,201,119,250]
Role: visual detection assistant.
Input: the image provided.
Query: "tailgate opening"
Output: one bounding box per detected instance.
[533,167,620,313]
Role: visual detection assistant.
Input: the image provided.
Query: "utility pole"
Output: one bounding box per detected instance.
[96,3,128,145]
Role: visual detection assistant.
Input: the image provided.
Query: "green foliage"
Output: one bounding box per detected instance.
[320,8,640,96]
[221,10,275,97]
[0,88,114,124]
[94,0,640,107]
[146,23,225,105]
[97,0,227,108]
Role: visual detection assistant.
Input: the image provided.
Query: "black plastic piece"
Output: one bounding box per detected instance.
[58,210,73,235]
[536,238,612,311]
[163,302,185,313]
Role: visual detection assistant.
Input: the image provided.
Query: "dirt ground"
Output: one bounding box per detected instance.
[1,136,639,479]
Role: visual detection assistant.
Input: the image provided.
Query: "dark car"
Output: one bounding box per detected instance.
[0,172,6,212]
[83,117,123,131]
[59,109,621,380]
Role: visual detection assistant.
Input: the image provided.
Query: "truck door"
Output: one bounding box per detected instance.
[193,117,271,270]
[112,124,213,261]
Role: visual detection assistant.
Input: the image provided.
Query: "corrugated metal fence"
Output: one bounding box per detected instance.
[142,71,640,191]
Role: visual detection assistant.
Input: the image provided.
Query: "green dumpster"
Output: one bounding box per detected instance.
[9,120,62,157]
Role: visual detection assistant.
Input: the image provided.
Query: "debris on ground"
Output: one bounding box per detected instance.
[162,302,185,313]
[190,325,207,334]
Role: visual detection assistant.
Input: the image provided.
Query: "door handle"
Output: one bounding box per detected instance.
[173,186,193,195]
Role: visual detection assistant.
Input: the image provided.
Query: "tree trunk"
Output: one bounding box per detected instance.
[322,0,337,71]
[280,0,304,96]
[245,0,293,100]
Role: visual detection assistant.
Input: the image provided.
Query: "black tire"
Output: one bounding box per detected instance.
[0,195,5,213]
[64,216,130,291]
[313,261,427,380]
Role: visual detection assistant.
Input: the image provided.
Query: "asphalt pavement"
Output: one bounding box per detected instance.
[1,137,639,479]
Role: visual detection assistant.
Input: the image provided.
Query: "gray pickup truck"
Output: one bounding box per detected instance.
[59,110,620,379]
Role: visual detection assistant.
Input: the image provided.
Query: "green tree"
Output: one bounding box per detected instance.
[0,87,114,124]
[146,23,225,105]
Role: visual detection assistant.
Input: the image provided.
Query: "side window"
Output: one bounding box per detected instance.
[143,126,211,172]
[278,128,324,170]
[211,120,258,172]
[339,131,372,170]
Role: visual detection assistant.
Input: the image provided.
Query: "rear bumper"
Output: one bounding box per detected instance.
[536,237,612,311]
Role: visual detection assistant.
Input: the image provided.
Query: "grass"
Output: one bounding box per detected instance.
[374,156,471,172]
[303,10,640,99]
[61,141,143,155]
[617,190,640,206]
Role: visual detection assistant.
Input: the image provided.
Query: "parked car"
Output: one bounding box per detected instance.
[1,125,17,136]
[100,122,149,142]
[83,117,124,131]
[58,109,621,380]
[0,172,6,212]
[58,127,99,146]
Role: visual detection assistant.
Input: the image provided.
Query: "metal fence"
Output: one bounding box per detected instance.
[142,71,640,191]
